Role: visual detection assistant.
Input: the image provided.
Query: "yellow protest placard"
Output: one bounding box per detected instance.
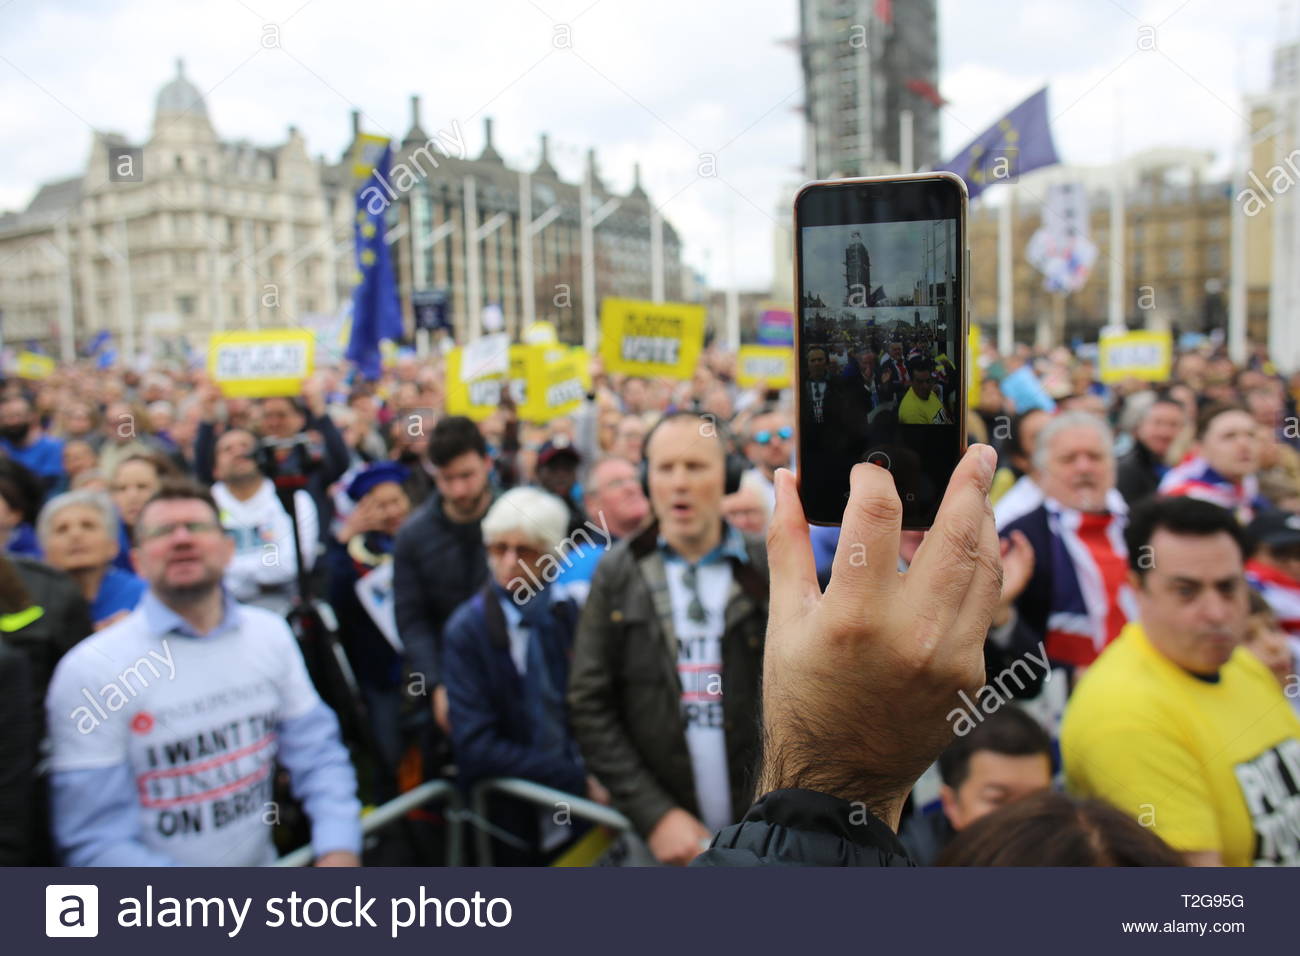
[599,298,705,380]
[208,329,315,398]
[351,133,391,179]
[528,351,587,422]
[445,345,531,421]
[1099,330,1172,384]
[15,351,55,380]
[736,345,793,389]
[568,346,593,392]
[967,325,981,409]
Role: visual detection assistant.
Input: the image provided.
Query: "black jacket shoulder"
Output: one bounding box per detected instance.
[693,789,914,867]
[1,557,93,706]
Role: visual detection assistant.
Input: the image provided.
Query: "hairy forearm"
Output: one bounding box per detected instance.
[755,688,916,832]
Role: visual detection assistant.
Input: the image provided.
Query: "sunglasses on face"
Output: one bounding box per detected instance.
[139,520,223,542]
[753,426,793,445]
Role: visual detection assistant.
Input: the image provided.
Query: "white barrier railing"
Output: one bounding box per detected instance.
[467,777,634,866]
[273,778,462,867]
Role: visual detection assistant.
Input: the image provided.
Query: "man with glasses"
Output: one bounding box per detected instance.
[743,410,793,514]
[569,412,768,866]
[45,480,361,866]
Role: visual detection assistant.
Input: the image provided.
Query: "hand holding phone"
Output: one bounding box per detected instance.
[793,172,969,529]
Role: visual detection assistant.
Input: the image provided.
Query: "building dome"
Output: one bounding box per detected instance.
[155,59,207,118]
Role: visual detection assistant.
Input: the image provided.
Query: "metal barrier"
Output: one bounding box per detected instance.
[273,778,463,867]
[468,777,635,866]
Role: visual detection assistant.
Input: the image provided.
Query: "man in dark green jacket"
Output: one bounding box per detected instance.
[569,412,767,866]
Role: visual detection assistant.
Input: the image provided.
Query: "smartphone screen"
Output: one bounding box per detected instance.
[794,174,968,529]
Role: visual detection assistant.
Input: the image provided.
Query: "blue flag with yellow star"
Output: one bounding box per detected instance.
[938,88,1059,200]
[346,143,403,380]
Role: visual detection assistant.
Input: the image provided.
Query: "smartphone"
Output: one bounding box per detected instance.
[793,173,969,529]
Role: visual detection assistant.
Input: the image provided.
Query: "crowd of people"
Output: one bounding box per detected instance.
[1,334,1298,867]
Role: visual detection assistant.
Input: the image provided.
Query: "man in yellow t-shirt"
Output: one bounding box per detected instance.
[898,358,950,426]
[1062,496,1300,866]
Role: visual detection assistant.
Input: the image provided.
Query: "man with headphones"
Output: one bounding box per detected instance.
[569,411,767,866]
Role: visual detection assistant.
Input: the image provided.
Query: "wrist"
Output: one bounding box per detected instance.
[756,737,909,832]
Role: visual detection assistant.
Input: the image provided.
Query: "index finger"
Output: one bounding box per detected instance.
[905,444,998,627]
[825,460,903,602]
[767,468,819,620]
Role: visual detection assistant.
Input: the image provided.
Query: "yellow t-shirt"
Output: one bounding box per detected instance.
[1061,621,1300,866]
[989,467,1017,505]
[898,388,948,425]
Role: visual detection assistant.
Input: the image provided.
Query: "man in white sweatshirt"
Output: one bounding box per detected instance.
[211,428,317,612]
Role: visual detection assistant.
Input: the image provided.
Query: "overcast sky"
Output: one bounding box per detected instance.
[0,0,1283,292]
[801,220,955,304]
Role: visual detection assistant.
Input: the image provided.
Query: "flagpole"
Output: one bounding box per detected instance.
[997,190,1013,354]
[581,165,596,352]
[726,198,739,351]
[650,204,665,303]
[1228,98,1248,365]
[1288,87,1300,370]
[412,184,430,359]
[464,175,482,342]
[54,221,76,364]
[1108,91,1126,330]
[519,170,536,332]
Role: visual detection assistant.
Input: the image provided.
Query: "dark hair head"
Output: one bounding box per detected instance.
[937,791,1183,866]
[1145,393,1186,419]
[1195,400,1249,439]
[428,415,488,468]
[135,478,221,542]
[938,706,1053,790]
[0,458,44,525]
[1003,409,1050,460]
[1124,496,1248,579]
[908,355,936,375]
[261,395,306,417]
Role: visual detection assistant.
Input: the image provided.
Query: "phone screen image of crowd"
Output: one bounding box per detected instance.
[799,218,962,525]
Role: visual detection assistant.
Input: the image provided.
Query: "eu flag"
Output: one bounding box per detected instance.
[938,88,1060,200]
[347,143,403,380]
[85,330,112,358]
